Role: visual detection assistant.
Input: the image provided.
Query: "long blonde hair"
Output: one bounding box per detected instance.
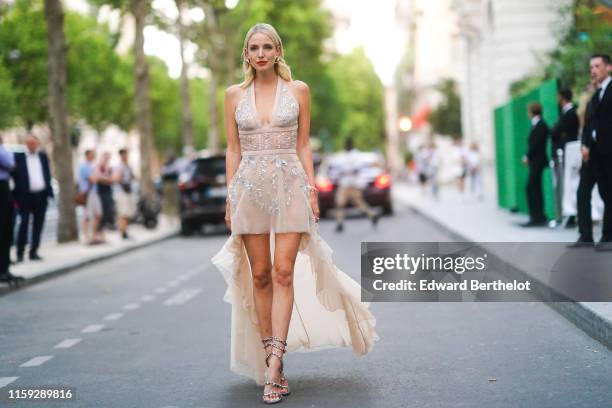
[239,23,292,88]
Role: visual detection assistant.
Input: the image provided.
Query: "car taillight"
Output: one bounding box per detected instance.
[374,174,391,189]
[316,177,334,192]
[179,180,196,191]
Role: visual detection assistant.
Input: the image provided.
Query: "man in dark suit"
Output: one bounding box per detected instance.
[0,135,24,283]
[521,102,549,227]
[586,54,612,250]
[570,85,599,247]
[13,134,54,262]
[551,88,580,154]
[551,88,580,225]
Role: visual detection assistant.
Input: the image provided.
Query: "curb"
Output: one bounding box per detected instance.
[0,230,179,296]
[403,202,612,351]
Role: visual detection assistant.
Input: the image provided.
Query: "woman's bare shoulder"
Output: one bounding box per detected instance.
[225,84,245,104]
[286,80,310,106]
[287,80,309,95]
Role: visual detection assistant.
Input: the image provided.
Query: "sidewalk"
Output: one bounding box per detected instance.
[1,218,179,295]
[392,174,612,350]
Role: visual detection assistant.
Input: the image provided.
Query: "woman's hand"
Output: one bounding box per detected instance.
[309,190,320,222]
[225,201,231,230]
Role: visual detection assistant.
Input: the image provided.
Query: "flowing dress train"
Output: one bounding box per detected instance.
[211,76,379,385]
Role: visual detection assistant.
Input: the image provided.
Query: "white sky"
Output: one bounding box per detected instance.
[65,0,404,85]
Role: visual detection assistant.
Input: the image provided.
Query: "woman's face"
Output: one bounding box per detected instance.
[246,32,279,74]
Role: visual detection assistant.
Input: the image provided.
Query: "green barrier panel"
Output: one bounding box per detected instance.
[539,80,559,220]
[494,106,508,208]
[493,79,559,220]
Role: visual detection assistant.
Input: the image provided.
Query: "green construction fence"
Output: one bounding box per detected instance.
[494,79,558,219]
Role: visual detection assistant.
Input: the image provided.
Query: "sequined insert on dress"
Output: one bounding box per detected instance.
[229,78,311,217]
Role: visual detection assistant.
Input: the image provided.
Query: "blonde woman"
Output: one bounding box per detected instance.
[212,23,378,404]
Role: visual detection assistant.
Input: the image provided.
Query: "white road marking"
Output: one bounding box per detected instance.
[140,295,155,302]
[155,287,167,294]
[104,313,124,321]
[123,303,140,310]
[20,356,53,367]
[163,288,203,306]
[82,324,104,333]
[54,338,82,349]
[0,377,19,388]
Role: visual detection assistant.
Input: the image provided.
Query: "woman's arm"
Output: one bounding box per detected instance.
[224,85,242,187]
[292,80,320,220]
[224,85,242,228]
[293,81,315,187]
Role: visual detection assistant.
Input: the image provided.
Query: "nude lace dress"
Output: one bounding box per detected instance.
[211,76,379,385]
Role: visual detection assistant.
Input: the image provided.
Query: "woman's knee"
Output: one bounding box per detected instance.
[251,263,272,289]
[272,262,294,287]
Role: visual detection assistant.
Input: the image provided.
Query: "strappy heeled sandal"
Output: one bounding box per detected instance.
[262,336,290,397]
[262,372,283,404]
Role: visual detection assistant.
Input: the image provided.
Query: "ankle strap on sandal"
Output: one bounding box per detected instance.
[265,348,285,368]
[261,336,287,347]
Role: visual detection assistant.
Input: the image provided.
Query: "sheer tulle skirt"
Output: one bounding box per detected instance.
[212,189,379,385]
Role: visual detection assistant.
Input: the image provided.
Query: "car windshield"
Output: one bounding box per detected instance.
[191,157,226,177]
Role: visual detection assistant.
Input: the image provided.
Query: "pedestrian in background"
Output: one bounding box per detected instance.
[427,141,440,199]
[334,137,379,232]
[160,151,180,220]
[0,135,23,283]
[414,145,429,195]
[96,151,115,232]
[466,142,483,201]
[585,54,612,250]
[114,148,136,240]
[12,134,54,262]
[453,139,468,193]
[521,102,549,227]
[551,88,579,226]
[78,150,103,245]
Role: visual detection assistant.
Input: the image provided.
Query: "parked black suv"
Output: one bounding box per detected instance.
[178,153,227,235]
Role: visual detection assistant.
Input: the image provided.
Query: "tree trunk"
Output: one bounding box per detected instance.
[176,0,194,149]
[44,0,78,243]
[132,0,155,202]
[207,71,219,151]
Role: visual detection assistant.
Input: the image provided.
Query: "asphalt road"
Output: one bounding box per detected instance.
[1,202,611,408]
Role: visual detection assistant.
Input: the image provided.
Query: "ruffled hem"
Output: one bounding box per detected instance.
[211,222,379,385]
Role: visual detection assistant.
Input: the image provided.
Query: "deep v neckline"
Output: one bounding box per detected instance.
[251,76,281,128]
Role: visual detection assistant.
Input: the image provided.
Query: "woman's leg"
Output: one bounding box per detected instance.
[242,234,273,338]
[268,232,302,378]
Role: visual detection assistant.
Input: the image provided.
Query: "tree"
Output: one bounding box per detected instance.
[0,1,134,131]
[511,1,612,96]
[0,61,17,128]
[88,0,156,202]
[547,2,612,91]
[327,48,385,151]
[429,79,462,139]
[175,0,195,149]
[0,0,49,127]
[132,0,155,202]
[64,12,134,131]
[44,0,78,242]
[149,57,181,152]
